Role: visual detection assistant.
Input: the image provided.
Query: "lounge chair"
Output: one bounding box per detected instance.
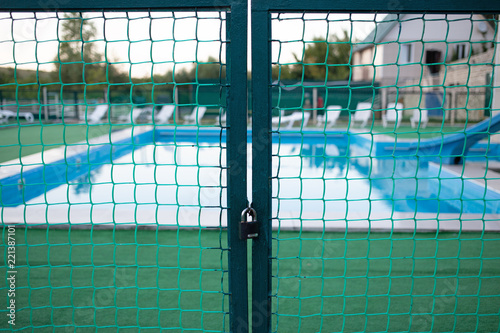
[118,106,153,123]
[154,105,175,124]
[410,109,429,128]
[0,109,34,122]
[382,102,403,128]
[81,104,109,124]
[351,102,372,127]
[271,110,286,126]
[317,105,341,128]
[183,106,207,125]
[0,112,7,124]
[272,111,310,129]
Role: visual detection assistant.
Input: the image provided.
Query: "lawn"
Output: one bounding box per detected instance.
[272,231,500,332]
[317,121,471,139]
[1,228,230,332]
[1,228,499,332]
[367,123,471,139]
[0,123,132,163]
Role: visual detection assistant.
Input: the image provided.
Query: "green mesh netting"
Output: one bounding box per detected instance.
[1,11,229,331]
[2,8,500,333]
[271,13,500,331]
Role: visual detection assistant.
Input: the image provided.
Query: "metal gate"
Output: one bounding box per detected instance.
[2,0,500,332]
[251,0,500,332]
[0,0,249,331]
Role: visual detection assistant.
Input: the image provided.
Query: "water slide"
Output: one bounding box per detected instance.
[393,113,500,164]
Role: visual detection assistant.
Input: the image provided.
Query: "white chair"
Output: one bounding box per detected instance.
[271,110,286,126]
[119,106,153,123]
[272,111,310,129]
[0,109,34,122]
[183,106,207,124]
[81,104,108,123]
[382,102,403,128]
[410,109,429,128]
[287,112,310,129]
[352,102,372,127]
[317,105,341,128]
[154,105,175,124]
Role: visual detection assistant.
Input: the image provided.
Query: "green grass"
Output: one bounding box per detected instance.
[272,231,500,332]
[369,123,470,139]
[1,228,229,332]
[0,123,132,163]
[316,121,470,139]
[2,228,499,332]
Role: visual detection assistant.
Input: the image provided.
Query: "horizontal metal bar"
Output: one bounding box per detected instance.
[252,0,500,13]
[0,0,245,11]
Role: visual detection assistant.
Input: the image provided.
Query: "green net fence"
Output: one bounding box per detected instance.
[1,11,230,331]
[2,7,500,333]
[271,13,500,331]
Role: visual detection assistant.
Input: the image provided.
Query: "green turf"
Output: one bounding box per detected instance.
[365,123,470,139]
[0,124,132,163]
[272,231,500,332]
[1,228,499,332]
[313,122,469,139]
[0,228,229,332]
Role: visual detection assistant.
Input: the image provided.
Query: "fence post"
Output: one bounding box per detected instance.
[43,86,48,121]
[312,87,318,124]
[226,4,250,332]
[492,29,500,122]
[251,4,272,332]
[74,91,79,119]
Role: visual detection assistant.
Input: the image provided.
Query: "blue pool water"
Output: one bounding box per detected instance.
[1,129,499,217]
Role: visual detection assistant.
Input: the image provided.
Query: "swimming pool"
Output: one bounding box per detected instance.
[1,128,499,230]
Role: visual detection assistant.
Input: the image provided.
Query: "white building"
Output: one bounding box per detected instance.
[352,14,497,120]
[352,14,495,86]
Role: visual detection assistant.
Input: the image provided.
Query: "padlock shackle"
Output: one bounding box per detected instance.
[241,207,257,222]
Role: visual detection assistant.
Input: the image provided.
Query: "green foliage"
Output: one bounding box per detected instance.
[0,13,225,105]
[0,67,51,85]
[154,56,224,84]
[196,56,226,80]
[273,31,352,81]
[0,124,120,162]
[53,13,106,85]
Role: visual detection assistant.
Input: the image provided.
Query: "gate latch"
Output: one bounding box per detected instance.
[239,207,259,240]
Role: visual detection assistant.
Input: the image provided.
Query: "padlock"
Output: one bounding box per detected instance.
[239,207,259,240]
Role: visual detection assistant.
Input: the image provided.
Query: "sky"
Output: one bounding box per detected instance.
[0,11,376,78]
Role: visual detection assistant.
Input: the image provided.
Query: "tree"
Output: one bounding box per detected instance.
[54,13,105,85]
[273,30,352,81]
[196,56,226,80]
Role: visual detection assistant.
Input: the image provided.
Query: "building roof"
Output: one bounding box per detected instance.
[353,14,404,53]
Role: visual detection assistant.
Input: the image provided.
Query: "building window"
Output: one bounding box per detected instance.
[399,43,413,64]
[455,44,467,60]
[425,50,442,74]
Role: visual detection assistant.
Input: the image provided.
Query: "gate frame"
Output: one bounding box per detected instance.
[251,0,500,331]
[0,1,249,332]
